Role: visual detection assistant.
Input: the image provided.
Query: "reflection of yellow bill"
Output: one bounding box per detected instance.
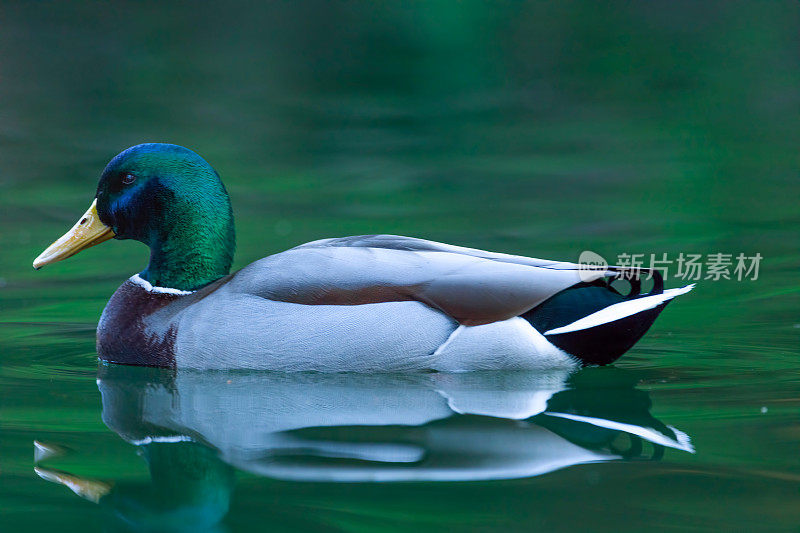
[34,465,112,503]
[33,440,68,463]
[33,199,115,269]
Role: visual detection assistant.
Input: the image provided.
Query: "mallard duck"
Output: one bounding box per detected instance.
[33,143,693,371]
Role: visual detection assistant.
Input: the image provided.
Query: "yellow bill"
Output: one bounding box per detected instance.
[32,199,115,269]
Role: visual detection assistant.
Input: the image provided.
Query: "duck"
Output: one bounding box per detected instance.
[32,143,694,371]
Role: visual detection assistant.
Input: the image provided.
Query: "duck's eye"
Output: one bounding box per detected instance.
[121,173,136,185]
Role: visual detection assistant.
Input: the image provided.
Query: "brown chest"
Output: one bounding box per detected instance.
[96,280,184,368]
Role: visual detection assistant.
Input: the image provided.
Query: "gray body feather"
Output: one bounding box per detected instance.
[101,235,613,370]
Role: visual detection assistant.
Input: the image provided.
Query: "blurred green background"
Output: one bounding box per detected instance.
[1,1,798,531]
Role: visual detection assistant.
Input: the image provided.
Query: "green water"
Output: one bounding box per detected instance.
[1,2,798,531]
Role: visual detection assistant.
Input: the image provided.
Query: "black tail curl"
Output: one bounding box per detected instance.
[522,268,668,366]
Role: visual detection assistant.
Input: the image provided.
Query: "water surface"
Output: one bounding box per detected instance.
[1,2,798,531]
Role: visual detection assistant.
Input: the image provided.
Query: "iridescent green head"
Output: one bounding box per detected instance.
[33,143,236,291]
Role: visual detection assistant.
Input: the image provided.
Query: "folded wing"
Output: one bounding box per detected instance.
[228,235,615,325]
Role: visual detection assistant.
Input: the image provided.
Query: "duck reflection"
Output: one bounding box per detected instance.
[35,365,692,529]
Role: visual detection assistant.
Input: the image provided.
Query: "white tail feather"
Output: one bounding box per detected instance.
[543,284,695,336]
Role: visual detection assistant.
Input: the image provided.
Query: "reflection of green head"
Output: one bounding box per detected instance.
[100,441,235,532]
